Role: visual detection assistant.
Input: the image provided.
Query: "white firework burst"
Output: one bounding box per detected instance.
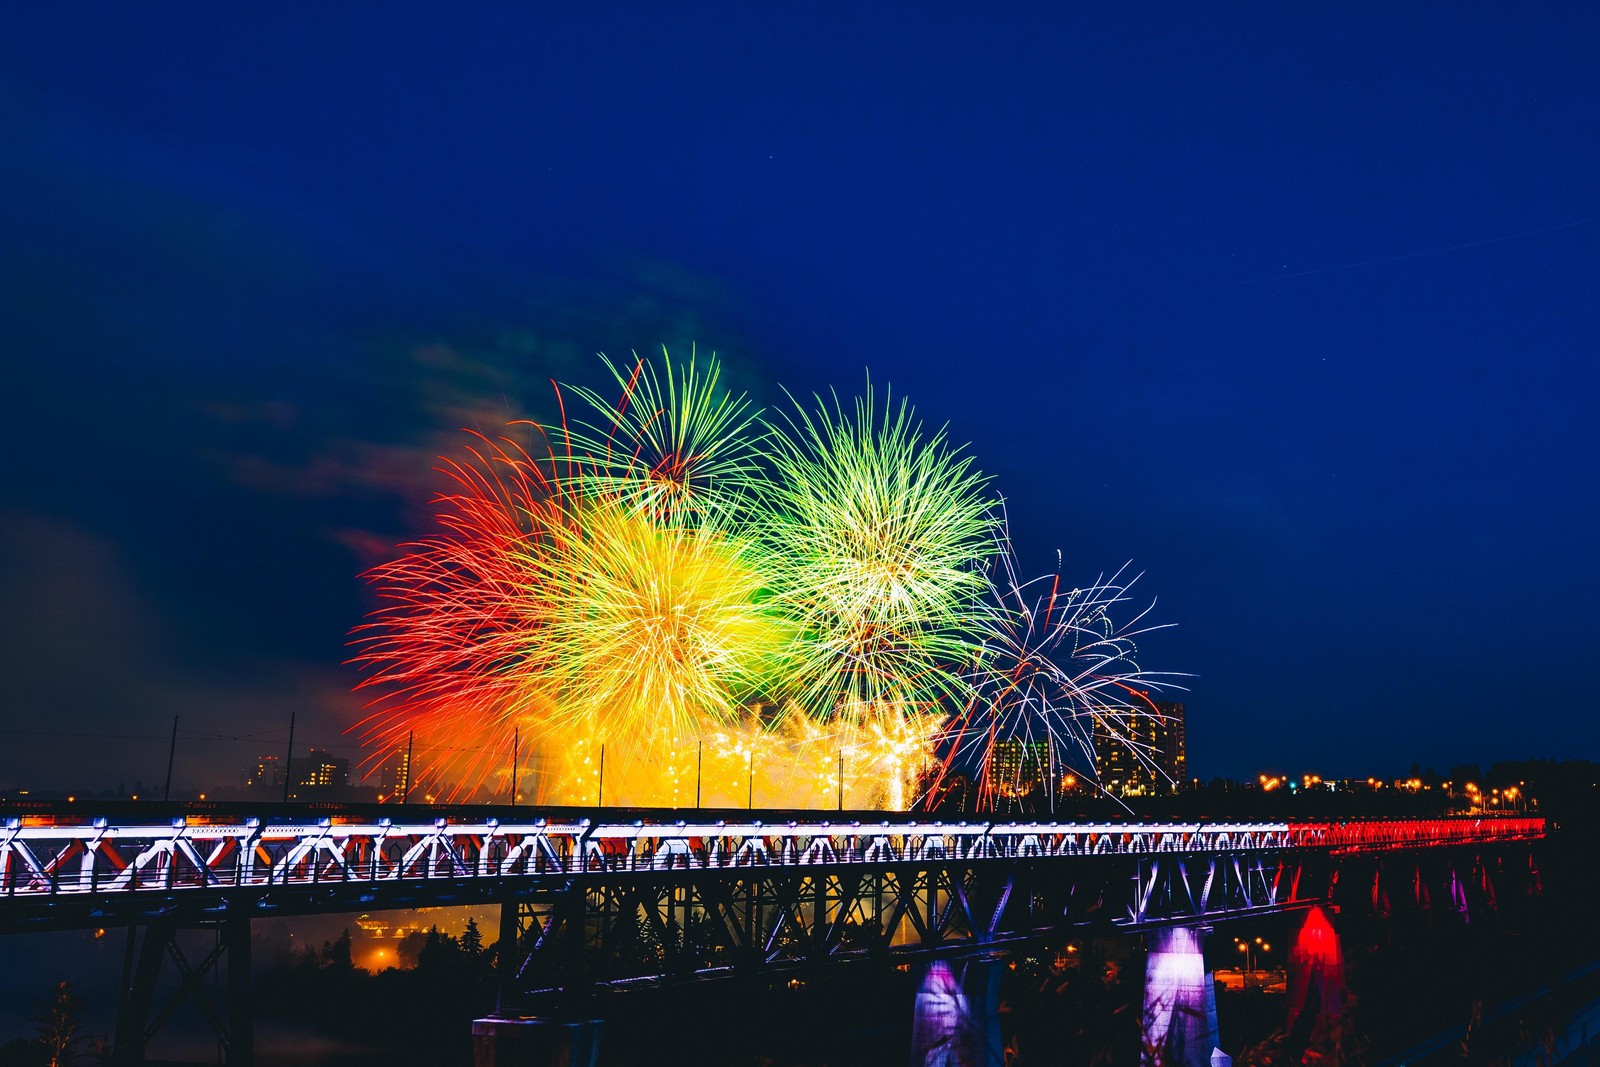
[936,515,1184,809]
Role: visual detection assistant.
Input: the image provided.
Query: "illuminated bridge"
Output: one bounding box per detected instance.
[0,808,1547,1066]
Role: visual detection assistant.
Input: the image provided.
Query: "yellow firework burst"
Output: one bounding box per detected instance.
[528,497,790,756]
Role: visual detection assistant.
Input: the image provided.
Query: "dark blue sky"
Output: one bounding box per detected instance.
[2,5,1595,789]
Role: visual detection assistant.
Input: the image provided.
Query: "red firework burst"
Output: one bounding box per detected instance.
[349,427,570,797]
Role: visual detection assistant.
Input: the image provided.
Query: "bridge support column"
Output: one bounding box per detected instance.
[471,1016,602,1067]
[496,897,523,1014]
[1286,906,1344,1046]
[1142,925,1221,1067]
[113,922,168,1065]
[112,916,253,1065]
[909,958,1003,1067]
[224,915,253,1066]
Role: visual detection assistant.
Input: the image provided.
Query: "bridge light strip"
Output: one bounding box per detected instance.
[3,819,1548,902]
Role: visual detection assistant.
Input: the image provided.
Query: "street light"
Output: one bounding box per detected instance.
[1234,936,1271,988]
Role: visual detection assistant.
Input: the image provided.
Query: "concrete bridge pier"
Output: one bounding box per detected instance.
[471,1016,602,1067]
[1141,925,1221,1067]
[1285,906,1344,1051]
[909,957,1004,1067]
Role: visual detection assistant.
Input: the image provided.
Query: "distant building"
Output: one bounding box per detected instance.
[243,755,281,791]
[986,738,1052,799]
[1094,699,1187,796]
[287,749,349,799]
[1156,700,1187,784]
[378,750,412,800]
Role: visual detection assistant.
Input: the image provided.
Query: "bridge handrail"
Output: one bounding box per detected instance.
[0,813,1544,901]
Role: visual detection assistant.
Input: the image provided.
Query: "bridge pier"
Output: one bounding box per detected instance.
[478,892,600,1067]
[909,957,1003,1067]
[112,914,253,1065]
[1285,906,1344,1053]
[471,1016,602,1067]
[1141,925,1221,1067]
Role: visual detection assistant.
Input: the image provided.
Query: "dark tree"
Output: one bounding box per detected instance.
[32,982,80,1067]
[324,930,354,973]
[461,918,484,960]
[417,925,462,974]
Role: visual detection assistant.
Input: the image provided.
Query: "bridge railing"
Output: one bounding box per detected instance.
[0,814,1542,901]
[1289,817,1545,854]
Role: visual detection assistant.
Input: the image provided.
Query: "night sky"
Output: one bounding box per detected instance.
[2,6,1596,791]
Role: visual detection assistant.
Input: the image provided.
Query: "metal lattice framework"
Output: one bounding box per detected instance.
[0,812,1544,935]
[0,808,1547,1061]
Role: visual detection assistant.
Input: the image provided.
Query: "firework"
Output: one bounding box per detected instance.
[351,428,569,794]
[351,350,1175,809]
[937,515,1181,808]
[757,382,999,723]
[530,495,790,750]
[561,347,764,519]
[354,349,790,802]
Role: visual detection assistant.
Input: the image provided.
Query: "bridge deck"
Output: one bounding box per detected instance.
[0,809,1543,933]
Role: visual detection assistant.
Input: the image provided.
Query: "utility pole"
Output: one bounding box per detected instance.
[282,712,296,803]
[510,726,519,807]
[597,745,605,807]
[837,750,844,811]
[747,752,754,809]
[695,741,703,808]
[162,716,178,802]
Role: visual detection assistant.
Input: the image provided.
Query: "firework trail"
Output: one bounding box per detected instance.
[351,428,570,793]
[562,346,764,519]
[531,496,790,745]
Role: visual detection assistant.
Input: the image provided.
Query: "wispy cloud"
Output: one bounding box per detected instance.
[0,511,362,791]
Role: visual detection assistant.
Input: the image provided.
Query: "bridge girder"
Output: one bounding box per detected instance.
[0,813,1543,934]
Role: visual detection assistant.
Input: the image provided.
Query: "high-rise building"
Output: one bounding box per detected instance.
[287,748,349,799]
[379,750,411,799]
[1155,700,1187,784]
[986,738,1052,799]
[243,755,281,791]
[1094,699,1187,796]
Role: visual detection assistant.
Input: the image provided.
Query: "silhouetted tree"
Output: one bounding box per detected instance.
[323,930,354,973]
[417,925,464,975]
[32,983,80,1067]
[461,918,484,960]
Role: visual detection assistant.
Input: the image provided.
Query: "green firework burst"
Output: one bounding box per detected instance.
[758,381,1000,720]
[561,346,765,522]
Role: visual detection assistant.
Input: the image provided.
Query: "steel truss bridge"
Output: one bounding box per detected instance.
[0,808,1546,1064]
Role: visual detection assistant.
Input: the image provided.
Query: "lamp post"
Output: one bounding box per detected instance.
[1234,936,1270,988]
